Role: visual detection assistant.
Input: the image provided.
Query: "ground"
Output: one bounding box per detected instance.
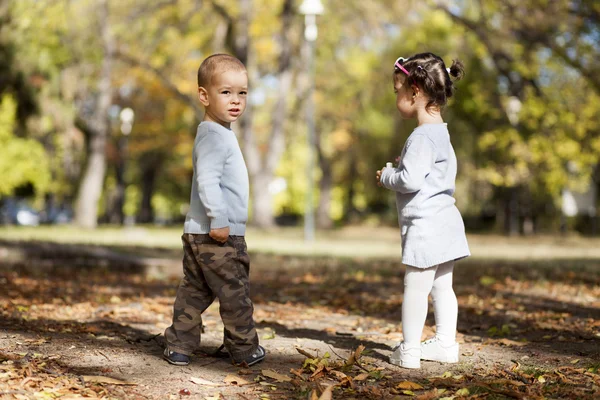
[0,227,599,399]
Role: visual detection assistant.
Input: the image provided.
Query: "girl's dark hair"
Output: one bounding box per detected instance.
[394,52,464,110]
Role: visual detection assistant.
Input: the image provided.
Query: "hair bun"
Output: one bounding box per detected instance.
[448,59,465,81]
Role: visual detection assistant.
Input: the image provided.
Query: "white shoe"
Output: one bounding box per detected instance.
[389,342,421,369]
[420,337,459,363]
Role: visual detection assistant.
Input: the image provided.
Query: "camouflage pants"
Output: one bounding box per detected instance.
[164,234,259,360]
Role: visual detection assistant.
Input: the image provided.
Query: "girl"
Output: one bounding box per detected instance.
[376,52,470,369]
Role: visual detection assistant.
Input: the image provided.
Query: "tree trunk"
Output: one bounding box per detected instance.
[504,187,520,236]
[343,150,359,223]
[137,153,162,224]
[105,135,127,225]
[233,0,294,228]
[74,0,113,229]
[316,128,333,229]
[317,165,333,229]
[251,172,274,227]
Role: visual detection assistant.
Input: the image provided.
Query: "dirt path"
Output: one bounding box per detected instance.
[1,242,599,399]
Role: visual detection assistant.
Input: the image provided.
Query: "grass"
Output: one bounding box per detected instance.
[0,224,599,261]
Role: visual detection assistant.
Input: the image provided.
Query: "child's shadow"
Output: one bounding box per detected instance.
[256,321,392,363]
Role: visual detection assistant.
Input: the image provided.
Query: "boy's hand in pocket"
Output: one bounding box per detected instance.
[209,227,230,243]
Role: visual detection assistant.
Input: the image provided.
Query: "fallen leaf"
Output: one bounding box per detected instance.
[538,376,546,383]
[262,329,276,340]
[570,359,580,364]
[224,374,250,385]
[329,370,348,380]
[346,344,365,366]
[318,385,334,400]
[501,338,527,347]
[396,381,423,390]
[296,348,317,359]
[489,378,526,387]
[290,368,305,379]
[354,373,369,381]
[456,387,470,396]
[82,376,136,385]
[262,369,292,383]
[190,377,220,386]
[402,390,415,396]
[238,368,253,375]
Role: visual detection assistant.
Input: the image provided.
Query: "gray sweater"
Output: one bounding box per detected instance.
[380,123,470,268]
[183,121,249,236]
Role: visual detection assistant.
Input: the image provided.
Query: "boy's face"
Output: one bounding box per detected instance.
[198,69,248,128]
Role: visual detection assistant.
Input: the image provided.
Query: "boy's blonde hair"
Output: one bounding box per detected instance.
[197,54,246,88]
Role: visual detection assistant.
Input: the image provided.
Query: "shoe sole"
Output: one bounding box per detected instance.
[389,356,420,369]
[233,346,266,367]
[389,359,420,369]
[163,354,190,366]
[235,355,265,367]
[421,355,458,363]
[246,356,265,367]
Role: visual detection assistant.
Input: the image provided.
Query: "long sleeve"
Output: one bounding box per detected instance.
[381,135,436,193]
[195,132,230,229]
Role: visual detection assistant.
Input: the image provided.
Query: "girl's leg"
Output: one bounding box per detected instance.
[401,265,438,347]
[430,261,458,345]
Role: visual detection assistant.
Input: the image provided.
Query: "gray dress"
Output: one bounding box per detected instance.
[380,123,470,268]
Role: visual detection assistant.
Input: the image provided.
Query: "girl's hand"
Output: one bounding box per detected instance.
[376,169,383,187]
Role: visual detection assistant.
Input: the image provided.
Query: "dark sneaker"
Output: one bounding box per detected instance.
[163,348,190,366]
[234,345,266,367]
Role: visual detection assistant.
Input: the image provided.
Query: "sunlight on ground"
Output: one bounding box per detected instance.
[1,225,599,260]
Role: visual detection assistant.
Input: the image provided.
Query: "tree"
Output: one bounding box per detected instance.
[73,0,114,228]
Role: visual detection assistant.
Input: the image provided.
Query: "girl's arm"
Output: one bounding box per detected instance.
[380,135,436,193]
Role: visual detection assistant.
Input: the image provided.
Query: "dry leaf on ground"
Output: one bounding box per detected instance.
[318,385,334,400]
[82,375,136,385]
[397,381,423,390]
[261,369,292,383]
[224,374,250,385]
[190,376,221,386]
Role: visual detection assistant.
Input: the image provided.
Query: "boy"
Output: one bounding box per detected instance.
[163,54,264,367]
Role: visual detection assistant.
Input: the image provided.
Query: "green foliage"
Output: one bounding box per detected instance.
[4,0,599,230]
[0,95,51,197]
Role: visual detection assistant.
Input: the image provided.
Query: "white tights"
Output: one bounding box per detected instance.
[402,261,457,348]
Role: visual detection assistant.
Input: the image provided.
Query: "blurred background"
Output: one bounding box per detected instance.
[1,0,599,238]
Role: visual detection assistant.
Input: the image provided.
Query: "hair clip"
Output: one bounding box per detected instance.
[446,67,451,74]
[394,57,410,76]
[417,66,424,71]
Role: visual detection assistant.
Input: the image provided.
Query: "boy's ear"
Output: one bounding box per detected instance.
[198,87,209,106]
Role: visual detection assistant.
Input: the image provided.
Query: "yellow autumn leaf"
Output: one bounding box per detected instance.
[396,381,423,390]
[456,387,470,396]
